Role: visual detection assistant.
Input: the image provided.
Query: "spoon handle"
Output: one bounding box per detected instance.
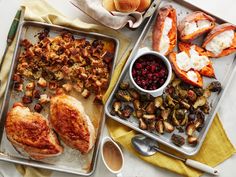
[185,159,219,176]
[152,146,185,161]
[153,146,219,175]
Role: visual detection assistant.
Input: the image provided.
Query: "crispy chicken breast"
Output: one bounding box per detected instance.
[5,103,63,160]
[50,94,96,154]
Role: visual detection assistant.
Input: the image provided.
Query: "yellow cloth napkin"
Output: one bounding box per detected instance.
[107,114,236,177]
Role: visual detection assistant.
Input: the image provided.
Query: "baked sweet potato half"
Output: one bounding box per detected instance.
[202,23,236,58]
[153,5,177,56]
[178,42,215,78]
[178,11,215,42]
[169,52,203,87]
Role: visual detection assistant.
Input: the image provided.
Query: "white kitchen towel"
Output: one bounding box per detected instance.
[70,0,147,29]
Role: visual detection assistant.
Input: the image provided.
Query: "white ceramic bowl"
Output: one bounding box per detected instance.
[129,47,172,97]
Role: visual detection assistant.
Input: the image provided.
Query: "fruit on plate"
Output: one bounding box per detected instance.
[169,42,215,87]
[153,5,177,56]
[50,93,96,154]
[178,11,215,42]
[5,102,63,160]
[202,23,236,58]
[178,42,215,78]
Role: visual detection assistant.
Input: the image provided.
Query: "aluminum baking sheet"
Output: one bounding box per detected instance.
[0,21,119,176]
[105,0,236,156]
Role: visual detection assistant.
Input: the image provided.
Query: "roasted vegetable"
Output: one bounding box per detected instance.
[115,90,132,102]
[193,96,207,109]
[121,105,134,118]
[180,113,188,126]
[163,121,174,133]
[156,120,164,134]
[171,134,185,146]
[146,102,155,114]
[200,102,210,114]
[180,100,190,109]
[154,96,163,108]
[139,118,147,130]
[143,114,156,120]
[186,123,196,136]
[135,110,143,118]
[128,88,140,99]
[119,81,129,90]
[187,136,198,146]
[133,100,141,110]
[208,81,222,93]
[112,101,122,112]
[187,90,197,102]
[172,110,180,126]
[166,95,176,107]
[161,109,170,120]
[148,121,156,131]
[203,89,211,98]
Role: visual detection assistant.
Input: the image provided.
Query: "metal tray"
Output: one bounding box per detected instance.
[0,21,119,176]
[105,0,236,156]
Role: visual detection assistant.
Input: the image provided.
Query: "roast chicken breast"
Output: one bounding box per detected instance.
[50,94,96,154]
[5,103,63,160]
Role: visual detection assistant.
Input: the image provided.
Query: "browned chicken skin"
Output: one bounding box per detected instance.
[50,94,96,154]
[5,103,63,160]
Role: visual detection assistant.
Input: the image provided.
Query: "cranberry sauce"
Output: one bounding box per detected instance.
[132,54,168,90]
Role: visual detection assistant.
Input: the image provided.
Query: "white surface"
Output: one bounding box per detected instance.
[0,0,235,177]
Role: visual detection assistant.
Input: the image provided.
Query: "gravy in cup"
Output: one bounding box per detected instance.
[101,137,124,176]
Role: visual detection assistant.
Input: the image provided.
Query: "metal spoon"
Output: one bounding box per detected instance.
[131,134,219,176]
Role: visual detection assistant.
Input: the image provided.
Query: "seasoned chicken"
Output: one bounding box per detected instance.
[50,94,96,154]
[5,103,63,160]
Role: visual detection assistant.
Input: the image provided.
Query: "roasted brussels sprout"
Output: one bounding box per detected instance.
[193,96,207,109]
[128,88,140,100]
[163,121,174,133]
[180,113,188,126]
[139,118,147,130]
[200,102,210,114]
[115,90,132,102]
[112,101,122,112]
[187,136,198,146]
[194,88,204,96]
[203,89,211,98]
[208,81,222,93]
[171,134,185,146]
[135,110,143,118]
[146,102,155,114]
[121,105,133,118]
[180,100,190,109]
[156,120,164,134]
[143,114,155,120]
[166,95,176,107]
[119,81,129,90]
[187,90,197,102]
[154,96,163,108]
[172,110,180,126]
[133,100,141,110]
[161,109,170,121]
[186,123,196,136]
[172,79,181,87]
[148,121,156,131]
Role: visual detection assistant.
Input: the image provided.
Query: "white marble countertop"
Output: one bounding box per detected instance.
[0,0,235,177]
